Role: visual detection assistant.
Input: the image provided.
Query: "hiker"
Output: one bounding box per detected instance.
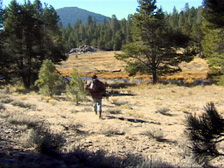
[85,75,106,118]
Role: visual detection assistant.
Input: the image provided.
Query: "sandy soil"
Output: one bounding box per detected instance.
[1,83,224,167]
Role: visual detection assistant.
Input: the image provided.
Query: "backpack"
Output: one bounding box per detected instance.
[97,80,106,97]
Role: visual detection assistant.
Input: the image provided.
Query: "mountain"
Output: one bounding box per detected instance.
[56,7,110,27]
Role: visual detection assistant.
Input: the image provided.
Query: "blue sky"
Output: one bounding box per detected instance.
[3,0,203,20]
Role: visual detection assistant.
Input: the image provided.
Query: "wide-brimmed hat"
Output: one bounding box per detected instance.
[92,75,97,79]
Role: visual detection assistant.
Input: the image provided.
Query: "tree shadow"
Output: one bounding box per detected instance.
[106,90,135,97]
[0,139,175,168]
[105,115,161,125]
[107,82,136,89]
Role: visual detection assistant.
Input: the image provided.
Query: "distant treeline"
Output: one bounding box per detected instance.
[62,3,203,53]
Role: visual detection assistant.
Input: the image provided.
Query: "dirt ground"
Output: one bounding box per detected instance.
[0,52,223,167]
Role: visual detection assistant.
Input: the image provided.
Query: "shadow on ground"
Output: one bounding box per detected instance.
[0,139,175,168]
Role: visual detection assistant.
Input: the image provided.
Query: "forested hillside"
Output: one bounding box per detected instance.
[62,4,203,54]
[56,7,110,27]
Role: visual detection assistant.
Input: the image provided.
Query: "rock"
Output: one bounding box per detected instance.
[69,45,97,54]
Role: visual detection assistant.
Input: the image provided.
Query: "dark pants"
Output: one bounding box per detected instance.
[93,99,102,118]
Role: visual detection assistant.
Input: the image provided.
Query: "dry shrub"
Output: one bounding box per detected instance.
[11,100,36,110]
[0,96,14,104]
[126,110,135,116]
[142,128,166,142]
[102,128,126,137]
[126,110,145,118]
[18,129,35,148]
[124,155,175,168]
[100,125,126,137]
[0,104,6,111]
[134,111,145,118]
[156,107,173,116]
[7,114,40,128]
[31,125,65,156]
[109,97,128,106]
[107,108,122,114]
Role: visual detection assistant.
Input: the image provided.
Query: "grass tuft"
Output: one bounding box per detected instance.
[142,128,166,142]
[156,107,173,116]
[11,100,36,109]
[8,114,40,128]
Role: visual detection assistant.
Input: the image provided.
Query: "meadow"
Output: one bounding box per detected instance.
[0,51,223,168]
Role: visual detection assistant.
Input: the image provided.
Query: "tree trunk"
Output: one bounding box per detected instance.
[152,70,158,84]
[151,59,158,84]
[21,73,31,89]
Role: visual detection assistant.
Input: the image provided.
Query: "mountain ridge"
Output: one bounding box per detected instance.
[56,7,110,27]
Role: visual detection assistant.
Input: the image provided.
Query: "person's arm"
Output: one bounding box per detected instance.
[85,81,99,92]
[85,82,92,91]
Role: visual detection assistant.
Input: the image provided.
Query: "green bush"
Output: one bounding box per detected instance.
[65,68,87,104]
[218,74,224,86]
[35,59,60,96]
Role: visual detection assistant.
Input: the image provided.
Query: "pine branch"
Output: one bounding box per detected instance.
[186,102,224,165]
[214,138,224,143]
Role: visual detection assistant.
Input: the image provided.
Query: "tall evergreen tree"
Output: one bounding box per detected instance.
[202,0,224,81]
[115,0,191,83]
[2,0,67,88]
[170,6,179,30]
[0,0,3,29]
[202,21,224,76]
[203,0,224,27]
[0,0,8,77]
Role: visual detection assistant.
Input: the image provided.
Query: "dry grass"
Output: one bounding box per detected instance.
[57,51,126,77]
[1,83,224,167]
[1,52,224,167]
[7,113,40,128]
[56,51,209,81]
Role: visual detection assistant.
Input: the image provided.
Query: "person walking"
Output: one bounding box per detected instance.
[85,75,106,118]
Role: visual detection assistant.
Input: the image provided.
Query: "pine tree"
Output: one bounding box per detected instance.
[203,0,224,27]
[65,68,87,105]
[201,21,224,78]
[0,0,8,77]
[202,0,224,83]
[35,59,60,96]
[2,0,67,88]
[115,0,191,83]
[0,0,3,29]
